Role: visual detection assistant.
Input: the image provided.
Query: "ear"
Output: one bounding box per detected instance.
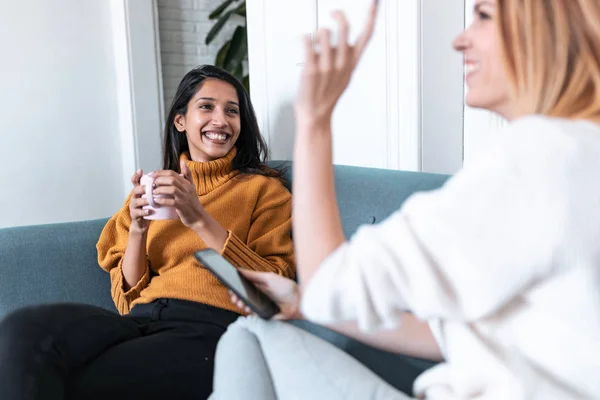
[174,114,186,132]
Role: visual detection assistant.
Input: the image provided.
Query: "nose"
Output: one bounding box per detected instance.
[453,29,471,53]
[211,108,227,128]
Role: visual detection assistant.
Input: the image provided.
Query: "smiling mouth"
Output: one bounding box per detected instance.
[465,61,480,77]
[202,131,231,143]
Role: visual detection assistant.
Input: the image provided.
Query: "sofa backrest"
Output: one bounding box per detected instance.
[0,164,449,318]
[278,162,449,237]
[0,218,113,317]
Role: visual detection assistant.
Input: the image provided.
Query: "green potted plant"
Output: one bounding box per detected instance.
[206,0,249,90]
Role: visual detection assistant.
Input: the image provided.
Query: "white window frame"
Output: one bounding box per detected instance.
[110,0,165,195]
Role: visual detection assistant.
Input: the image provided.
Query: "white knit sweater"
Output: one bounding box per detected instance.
[302,116,600,399]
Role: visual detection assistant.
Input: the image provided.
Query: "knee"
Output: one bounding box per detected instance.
[218,318,256,346]
[0,306,45,345]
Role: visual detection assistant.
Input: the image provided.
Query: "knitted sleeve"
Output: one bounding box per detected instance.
[221,179,295,279]
[96,193,151,314]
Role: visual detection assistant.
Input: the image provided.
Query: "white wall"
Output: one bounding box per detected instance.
[157,0,239,110]
[0,0,126,228]
[247,0,466,175]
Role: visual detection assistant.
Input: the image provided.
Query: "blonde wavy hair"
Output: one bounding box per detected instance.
[498,0,600,122]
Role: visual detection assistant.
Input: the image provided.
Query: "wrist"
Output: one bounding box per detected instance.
[192,213,228,251]
[295,117,332,134]
[128,230,147,241]
[189,207,210,232]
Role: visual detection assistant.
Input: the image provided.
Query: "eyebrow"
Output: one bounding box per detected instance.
[195,97,240,107]
[475,0,495,9]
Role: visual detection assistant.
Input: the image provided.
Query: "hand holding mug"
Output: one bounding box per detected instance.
[151,160,207,230]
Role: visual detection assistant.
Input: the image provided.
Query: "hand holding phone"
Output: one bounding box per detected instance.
[194,249,280,319]
[231,269,301,320]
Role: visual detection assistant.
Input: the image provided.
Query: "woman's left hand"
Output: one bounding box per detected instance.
[151,160,206,230]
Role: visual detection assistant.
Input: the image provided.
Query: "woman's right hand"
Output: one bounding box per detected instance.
[129,169,151,234]
[230,270,302,320]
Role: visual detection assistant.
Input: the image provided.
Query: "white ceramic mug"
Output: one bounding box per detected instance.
[140,174,179,220]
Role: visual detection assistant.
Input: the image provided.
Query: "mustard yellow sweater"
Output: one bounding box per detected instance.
[97,150,295,315]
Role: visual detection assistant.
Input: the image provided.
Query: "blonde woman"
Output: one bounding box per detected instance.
[211,0,600,398]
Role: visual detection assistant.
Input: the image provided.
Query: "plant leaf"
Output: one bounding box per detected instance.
[242,74,250,93]
[223,25,247,73]
[215,41,231,68]
[235,1,246,17]
[232,63,244,80]
[205,10,234,45]
[209,0,235,20]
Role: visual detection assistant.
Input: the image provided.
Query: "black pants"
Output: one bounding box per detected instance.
[0,299,239,400]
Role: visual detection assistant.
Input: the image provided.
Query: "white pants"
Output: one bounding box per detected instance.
[210,316,414,400]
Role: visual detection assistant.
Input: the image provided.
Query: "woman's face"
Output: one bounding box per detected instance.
[174,79,242,162]
[454,0,512,119]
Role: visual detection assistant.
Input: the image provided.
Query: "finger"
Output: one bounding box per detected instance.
[302,34,317,74]
[153,175,186,190]
[238,269,270,285]
[132,184,146,198]
[152,185,179,197]
[151,170,180,179]
[131,197,149,209]
[131,169,143,186]
[354,1,379,64]
[332,11,350,67]
[317,28,333,73]
[180,160,193,185]
[131,208,151,219]
[236,299,246,310]
[153,197,176,207]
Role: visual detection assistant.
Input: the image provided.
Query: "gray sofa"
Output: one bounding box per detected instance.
[0,163,448,395]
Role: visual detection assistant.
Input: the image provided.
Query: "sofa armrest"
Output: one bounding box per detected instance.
[0,219,115,319]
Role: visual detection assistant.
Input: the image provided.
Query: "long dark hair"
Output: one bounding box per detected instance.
[162,65,282,179]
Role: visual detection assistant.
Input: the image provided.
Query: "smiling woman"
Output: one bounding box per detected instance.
[0,64,295,400]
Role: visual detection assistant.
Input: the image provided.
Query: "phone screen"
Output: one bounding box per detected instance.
[194,249,280,319]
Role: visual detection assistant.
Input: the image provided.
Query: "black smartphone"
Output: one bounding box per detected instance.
[194,249,280,319]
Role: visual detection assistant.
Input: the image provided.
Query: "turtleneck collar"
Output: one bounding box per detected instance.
[180,148,238,195]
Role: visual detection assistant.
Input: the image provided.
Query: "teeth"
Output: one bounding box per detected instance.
[204,132,227,141]
[466,64,479,74]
